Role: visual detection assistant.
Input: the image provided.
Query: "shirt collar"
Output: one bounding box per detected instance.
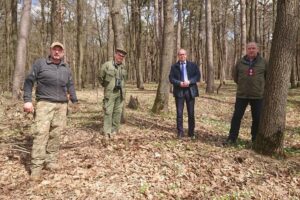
[46,56,65,66]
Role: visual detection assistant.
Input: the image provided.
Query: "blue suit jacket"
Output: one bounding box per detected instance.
[169,61,201,98]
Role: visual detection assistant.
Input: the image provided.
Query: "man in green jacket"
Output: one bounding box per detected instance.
[98,48,127,138]
[224,42,267,145]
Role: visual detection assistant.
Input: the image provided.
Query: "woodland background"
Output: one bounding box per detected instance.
[0,0,299,198]
[2,0,300,93]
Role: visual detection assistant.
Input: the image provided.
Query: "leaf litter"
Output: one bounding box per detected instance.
[0,83,299,199]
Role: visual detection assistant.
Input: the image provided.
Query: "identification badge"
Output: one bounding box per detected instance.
[247,68,255,76]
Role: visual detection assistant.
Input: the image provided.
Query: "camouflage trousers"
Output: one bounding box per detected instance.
[31,101,68,171]
[103,91,124,135]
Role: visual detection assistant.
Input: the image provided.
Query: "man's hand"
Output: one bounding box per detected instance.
[180,81,190,88]
[69,102,80,113]
[23,102,34,113]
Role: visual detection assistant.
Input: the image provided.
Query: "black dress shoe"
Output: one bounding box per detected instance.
[177,134,184,139]
[222,138,237,146]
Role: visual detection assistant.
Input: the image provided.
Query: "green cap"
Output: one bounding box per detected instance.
[116,48,127,56]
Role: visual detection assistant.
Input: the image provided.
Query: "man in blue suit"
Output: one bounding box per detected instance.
[169,49,201,139]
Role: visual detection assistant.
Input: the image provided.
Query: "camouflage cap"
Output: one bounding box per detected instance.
[50,42,64,50]
[116,48,127,56]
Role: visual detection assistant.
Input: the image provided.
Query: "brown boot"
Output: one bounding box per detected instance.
[30,168,42,181]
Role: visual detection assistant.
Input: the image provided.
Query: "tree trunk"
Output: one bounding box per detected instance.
[11,0,18,87]
[50,0,59,42]
[248,0,255,42]
[154,0,162,83]
[254,0,260,43]
[76,0,84,90]
[297,29,300,87]
[111,0,127,122]
[176,0,182,52]
[152,0,174,113]
[111,0,125,50]
[40,0,47,56]
[240,0,246,56]
[253,0,299,156]
[205,0,215,93]
[217,0,228,93]
[4,0,12,92]
[132,0,144,89]
[107,0,114,61]
[12,0,32,100]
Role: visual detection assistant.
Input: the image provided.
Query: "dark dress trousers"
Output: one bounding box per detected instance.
[169,61,201,137]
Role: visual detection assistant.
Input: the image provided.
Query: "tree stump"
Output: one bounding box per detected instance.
[127,95,139,110]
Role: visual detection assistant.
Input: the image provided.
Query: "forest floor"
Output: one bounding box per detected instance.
[0,82,299,200]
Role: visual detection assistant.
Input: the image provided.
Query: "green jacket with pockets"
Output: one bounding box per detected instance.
[98,61,127,98]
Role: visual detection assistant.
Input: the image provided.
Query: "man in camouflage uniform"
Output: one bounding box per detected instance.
[23,42,78,179]
[98,48,127,138]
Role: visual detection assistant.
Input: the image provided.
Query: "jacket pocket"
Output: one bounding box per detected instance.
[105,69,115,82]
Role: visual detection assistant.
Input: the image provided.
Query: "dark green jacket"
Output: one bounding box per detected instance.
[232,54,267,99]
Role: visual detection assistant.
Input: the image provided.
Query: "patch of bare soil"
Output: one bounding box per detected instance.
[0,83,299,199]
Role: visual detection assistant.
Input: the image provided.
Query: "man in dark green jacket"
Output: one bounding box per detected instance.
[224,42,267,145]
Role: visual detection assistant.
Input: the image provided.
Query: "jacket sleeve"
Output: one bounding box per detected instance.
[232,62,239,84]
[67,70,78,103]
[169,65,181,86]
[189,63,201,84]
[23,60,40,103]
[98,63,106,87]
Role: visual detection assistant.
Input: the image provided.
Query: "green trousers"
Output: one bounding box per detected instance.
[103,90,123,134]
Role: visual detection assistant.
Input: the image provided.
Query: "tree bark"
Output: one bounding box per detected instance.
[111,0,127,122]
[248,0,255,42]
[205,0,215,93]
[12,0,32,100]
[253,0,299,156]
[176,0,182,52]
[152,0,174,113]
[132,0,144,89]
[76,0,84,90]
[50,0,59,42]
[240,0,246,56]
[107,0,114,61]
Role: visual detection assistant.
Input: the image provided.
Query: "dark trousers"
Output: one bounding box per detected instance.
[228,98,263,142]
[175,89,195,137]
